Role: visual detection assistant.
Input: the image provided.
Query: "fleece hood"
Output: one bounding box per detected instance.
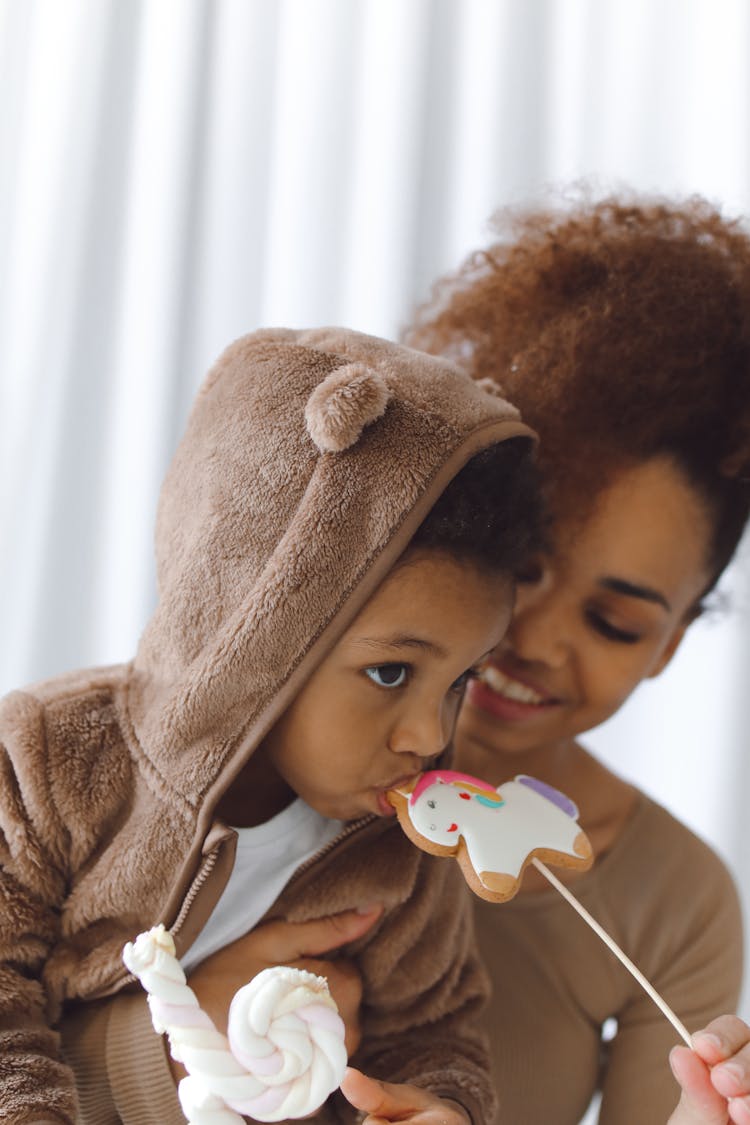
[127,327,533,811]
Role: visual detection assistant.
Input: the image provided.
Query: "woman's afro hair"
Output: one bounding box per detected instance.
[406,191,750,582]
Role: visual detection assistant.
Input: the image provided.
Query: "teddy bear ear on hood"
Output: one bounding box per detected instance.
[305,361,391,453]
[474,375,508,400]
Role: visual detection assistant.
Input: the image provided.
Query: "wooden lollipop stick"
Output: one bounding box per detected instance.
[531,858,692,1046]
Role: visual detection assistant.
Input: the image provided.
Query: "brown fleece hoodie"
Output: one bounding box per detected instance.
[0,327,532,1124]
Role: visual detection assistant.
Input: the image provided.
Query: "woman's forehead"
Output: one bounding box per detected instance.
[552,459,713,600]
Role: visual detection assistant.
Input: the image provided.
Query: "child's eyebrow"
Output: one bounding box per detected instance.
[350,635,448,658]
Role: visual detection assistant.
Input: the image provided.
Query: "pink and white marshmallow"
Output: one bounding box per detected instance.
[122,925,347,1123]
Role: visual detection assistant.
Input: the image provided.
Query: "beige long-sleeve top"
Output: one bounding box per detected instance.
[476,791,743,1125]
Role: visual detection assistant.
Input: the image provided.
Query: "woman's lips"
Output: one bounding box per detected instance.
[466,664,558,722]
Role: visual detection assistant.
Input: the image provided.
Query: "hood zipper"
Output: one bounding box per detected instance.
[285,813,382,889]
[169,847,221,942]
[88,815,387,1000]
[86,845,224,1000]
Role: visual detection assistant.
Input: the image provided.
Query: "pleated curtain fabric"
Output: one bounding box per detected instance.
[1,1,750,1047]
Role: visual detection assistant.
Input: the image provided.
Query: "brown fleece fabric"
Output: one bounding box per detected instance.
[0,328,532,1123]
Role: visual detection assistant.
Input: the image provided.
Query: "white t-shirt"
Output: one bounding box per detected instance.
[181,798,344,973]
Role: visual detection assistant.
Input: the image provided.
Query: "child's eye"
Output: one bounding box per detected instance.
[365,663,409,688]
[586,610,641,645]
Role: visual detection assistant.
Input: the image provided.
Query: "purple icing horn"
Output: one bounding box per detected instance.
[518,774,579,819]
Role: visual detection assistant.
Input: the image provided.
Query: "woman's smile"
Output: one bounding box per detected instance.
[458,458,714,769]
[466,661,561,722]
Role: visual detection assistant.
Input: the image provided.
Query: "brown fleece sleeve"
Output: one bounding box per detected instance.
[60,993,186,1125]
[0,693,80,1123]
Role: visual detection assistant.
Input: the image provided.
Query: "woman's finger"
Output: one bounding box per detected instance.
[693,1018,750,1066]
[668,1046,729,1125]
[229,905,382,963]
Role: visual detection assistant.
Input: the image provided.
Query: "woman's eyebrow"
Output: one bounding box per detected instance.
[599,576,671,612]
[351,635,448,658]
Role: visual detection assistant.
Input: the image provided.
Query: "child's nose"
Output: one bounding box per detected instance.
[389,703,452,759]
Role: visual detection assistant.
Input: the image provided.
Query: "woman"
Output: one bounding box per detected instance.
[64,196,750,1125]
[406,194,750,1124]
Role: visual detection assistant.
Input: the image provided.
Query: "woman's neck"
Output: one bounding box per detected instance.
[456,734,575,790]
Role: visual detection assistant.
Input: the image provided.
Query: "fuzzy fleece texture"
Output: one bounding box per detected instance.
[0,327,532,1124]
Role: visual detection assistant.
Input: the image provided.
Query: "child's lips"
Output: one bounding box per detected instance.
[377,773,421,815]
[376,791,398,817]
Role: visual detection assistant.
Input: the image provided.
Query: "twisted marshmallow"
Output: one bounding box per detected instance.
[122,925,347,1123]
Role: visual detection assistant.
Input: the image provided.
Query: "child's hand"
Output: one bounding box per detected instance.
[668,1015,750,1124]
[340,1066,471,1123]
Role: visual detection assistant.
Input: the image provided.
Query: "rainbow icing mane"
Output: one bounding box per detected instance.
[409,769,503,807]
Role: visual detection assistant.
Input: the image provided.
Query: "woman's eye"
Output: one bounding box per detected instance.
[586,611,641,645]
[365,664,409,688]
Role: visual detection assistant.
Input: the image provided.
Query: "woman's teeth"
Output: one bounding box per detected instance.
[480,665,546,704]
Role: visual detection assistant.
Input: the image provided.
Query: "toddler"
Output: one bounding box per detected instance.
[0,327,543,1124]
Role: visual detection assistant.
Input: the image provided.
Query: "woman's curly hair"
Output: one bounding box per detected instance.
[405,192,750,586]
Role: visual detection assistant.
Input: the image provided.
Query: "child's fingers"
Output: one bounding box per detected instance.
[339,1069,469,1123]
[668,1045,729,1124]
[340,1067,430,1117]
[340,1067,407,1116]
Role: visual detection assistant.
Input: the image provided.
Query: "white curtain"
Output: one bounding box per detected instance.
[2,0,749,1052]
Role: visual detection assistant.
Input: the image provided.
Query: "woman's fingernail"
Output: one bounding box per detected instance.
[693,1031,725,1052]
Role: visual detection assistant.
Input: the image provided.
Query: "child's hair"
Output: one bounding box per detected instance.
[406,192,750,591]
[410,438,547,578]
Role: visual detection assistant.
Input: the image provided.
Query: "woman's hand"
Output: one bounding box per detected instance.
[340,1067,471,1123]
[668,1016,750,1124]
[168,906,381,1084]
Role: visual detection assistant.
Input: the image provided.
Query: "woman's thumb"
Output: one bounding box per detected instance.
[668,1046,729,1125]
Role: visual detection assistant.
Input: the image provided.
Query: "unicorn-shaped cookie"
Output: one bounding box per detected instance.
[388,770,593,901]
[388,770,694,1048]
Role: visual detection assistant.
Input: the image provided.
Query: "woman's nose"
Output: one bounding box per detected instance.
[507,581,571,669]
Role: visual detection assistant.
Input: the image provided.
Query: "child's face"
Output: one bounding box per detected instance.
[256,550,513,823]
